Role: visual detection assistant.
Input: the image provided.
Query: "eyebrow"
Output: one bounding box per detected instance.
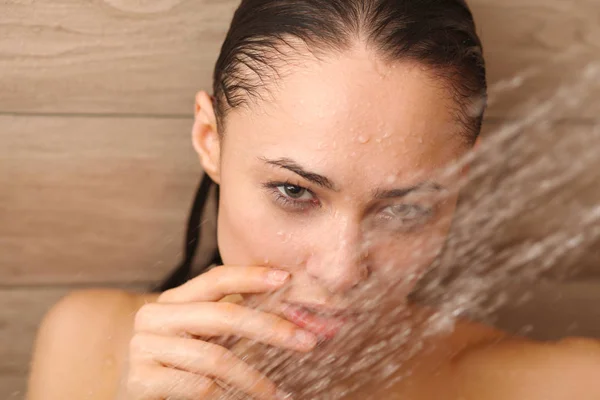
[373,182,444,200]
[259,157,337,190]
[260,156,444,198]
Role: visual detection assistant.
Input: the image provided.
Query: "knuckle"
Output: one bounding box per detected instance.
[204,343,234,367]
[134,303,160,331]
[258,316,296,344]
[126,364,152,393]
[129,332,151,356]
[188,340,232,371]
[204,266,229,287]
[274,317,296,335]
[273,321,298,340]
[193,377,218,397]
[206,269,225,288]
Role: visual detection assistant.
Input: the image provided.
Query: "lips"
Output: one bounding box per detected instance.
[282,303,351,339]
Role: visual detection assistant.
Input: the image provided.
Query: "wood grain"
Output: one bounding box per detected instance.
[470,0,600,119]
[0,0,598,118]
[0,0,239,116]
[0,115,218,285]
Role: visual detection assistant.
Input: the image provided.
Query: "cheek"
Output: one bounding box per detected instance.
[369,235,438,275]
[216,178,313,267]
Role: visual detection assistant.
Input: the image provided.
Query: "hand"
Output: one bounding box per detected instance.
[123,266,316,399]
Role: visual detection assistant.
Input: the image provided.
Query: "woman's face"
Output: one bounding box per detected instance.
[195,48,472,337]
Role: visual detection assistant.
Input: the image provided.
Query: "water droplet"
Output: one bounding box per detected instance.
[357,135,370,144]
[277,231,293,243]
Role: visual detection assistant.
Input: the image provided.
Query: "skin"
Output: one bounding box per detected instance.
[27,45,600,400]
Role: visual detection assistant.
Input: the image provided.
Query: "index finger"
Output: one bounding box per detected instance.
[158,265,290,304]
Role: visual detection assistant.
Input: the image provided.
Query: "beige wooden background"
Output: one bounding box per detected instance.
[1,0,599,398]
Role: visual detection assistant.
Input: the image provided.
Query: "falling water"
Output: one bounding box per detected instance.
[213,53,600,399]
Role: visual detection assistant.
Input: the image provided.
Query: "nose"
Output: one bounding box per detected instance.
[305,216,370,294]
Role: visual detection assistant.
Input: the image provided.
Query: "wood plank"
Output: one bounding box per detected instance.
[0,115,218,285]
[470,0,600,119]
[0,0,598,118]
[3,282,600,399]
[0,0,239,115]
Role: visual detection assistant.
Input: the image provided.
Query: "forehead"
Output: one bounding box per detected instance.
[224,48,466,186]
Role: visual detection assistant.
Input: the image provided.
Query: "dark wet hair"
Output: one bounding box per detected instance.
[156,0,486,291]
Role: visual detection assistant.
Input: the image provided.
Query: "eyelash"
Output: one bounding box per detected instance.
[376,204,434,232]
[262,181,436,228]
[263,181,320,212]
[380,204,432,220]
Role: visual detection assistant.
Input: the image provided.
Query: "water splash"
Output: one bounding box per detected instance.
[213,55,600,399]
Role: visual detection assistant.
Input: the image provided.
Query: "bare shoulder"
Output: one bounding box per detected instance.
[425,317,600,399]
[452,334,600,400]
[27,289,159,400]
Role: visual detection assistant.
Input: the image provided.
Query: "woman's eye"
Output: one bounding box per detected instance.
[262,181,319,211]
[277,184,314,201]
[381,204,432,222]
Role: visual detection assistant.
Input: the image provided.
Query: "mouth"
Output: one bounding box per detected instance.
[282,303,358,340]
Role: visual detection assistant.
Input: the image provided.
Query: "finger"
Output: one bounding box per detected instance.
[158,266,290,304]
[131,333,286,400]
[127,364,223,400]
[135,302,317,352]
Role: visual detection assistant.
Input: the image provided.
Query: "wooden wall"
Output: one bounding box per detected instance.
[1,0,599,397]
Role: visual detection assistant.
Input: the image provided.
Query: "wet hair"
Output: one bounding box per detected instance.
[156,0,486,291]
[214,0,486,140]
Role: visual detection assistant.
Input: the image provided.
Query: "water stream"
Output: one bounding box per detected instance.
[215,54,600,399]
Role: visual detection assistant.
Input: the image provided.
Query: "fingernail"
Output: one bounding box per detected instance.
[276,389,293,399]
[267,270,290,285]
[293,329,317,348]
